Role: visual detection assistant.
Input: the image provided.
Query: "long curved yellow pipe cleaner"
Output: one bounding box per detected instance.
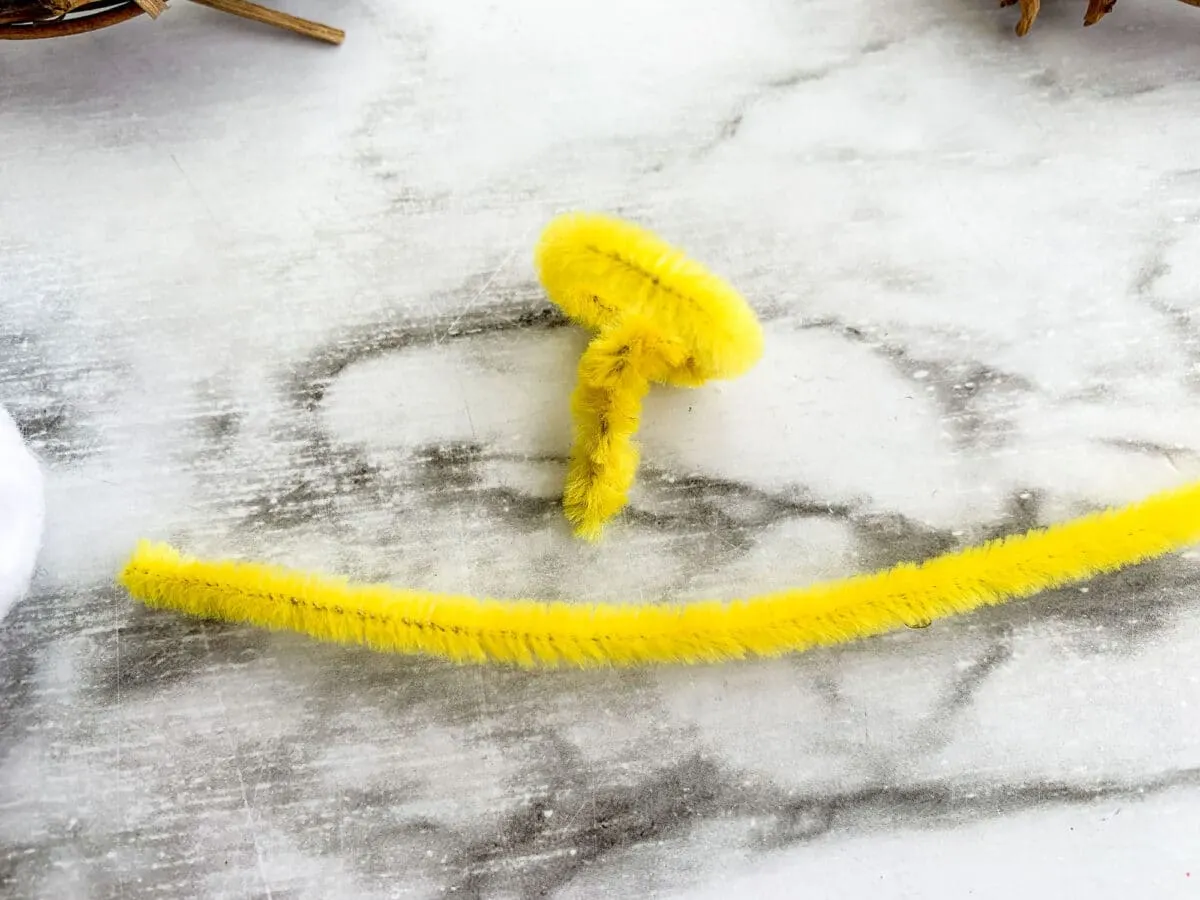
[534,213,764,540]
[119,478,1200,668]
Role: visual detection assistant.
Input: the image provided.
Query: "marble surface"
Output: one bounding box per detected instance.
[4,0,1200,896]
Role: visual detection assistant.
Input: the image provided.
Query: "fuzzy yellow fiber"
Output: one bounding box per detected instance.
[534,213,764,540]
[119,477,1200,668]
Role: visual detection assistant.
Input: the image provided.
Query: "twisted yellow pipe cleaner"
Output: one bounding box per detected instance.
[535,213,763,539]
[118,212,1200,668]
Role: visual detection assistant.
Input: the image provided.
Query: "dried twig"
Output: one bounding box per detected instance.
[189,0,342,44]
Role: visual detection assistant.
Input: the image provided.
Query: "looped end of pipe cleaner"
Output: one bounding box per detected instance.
[535,212,764,540]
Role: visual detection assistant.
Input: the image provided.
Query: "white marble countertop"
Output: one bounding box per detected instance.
[3,1,1200,896]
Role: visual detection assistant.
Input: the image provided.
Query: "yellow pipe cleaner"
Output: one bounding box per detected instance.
[534,213,764,540]
[119,477,1200,668]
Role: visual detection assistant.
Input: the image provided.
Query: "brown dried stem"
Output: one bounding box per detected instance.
[188,0,343,43]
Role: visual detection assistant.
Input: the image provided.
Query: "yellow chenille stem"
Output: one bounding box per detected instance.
[562,314,687,540]
[562,360,649,542]
[119,478,1200,668]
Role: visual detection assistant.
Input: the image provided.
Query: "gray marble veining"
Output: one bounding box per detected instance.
[4,0,1200,895]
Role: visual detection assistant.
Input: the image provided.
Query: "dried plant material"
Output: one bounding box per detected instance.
[0,2,144,39]
[131,0,165,19]
[0,0,57,24]
[1003,0,1197,33]
[0,0,341,41]
[1083,0,1118,25]
[999,0,1040,36]
[0,0,103,23]
[190,0,342,44]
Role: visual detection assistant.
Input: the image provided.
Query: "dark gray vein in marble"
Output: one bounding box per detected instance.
[692,39,897,161]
